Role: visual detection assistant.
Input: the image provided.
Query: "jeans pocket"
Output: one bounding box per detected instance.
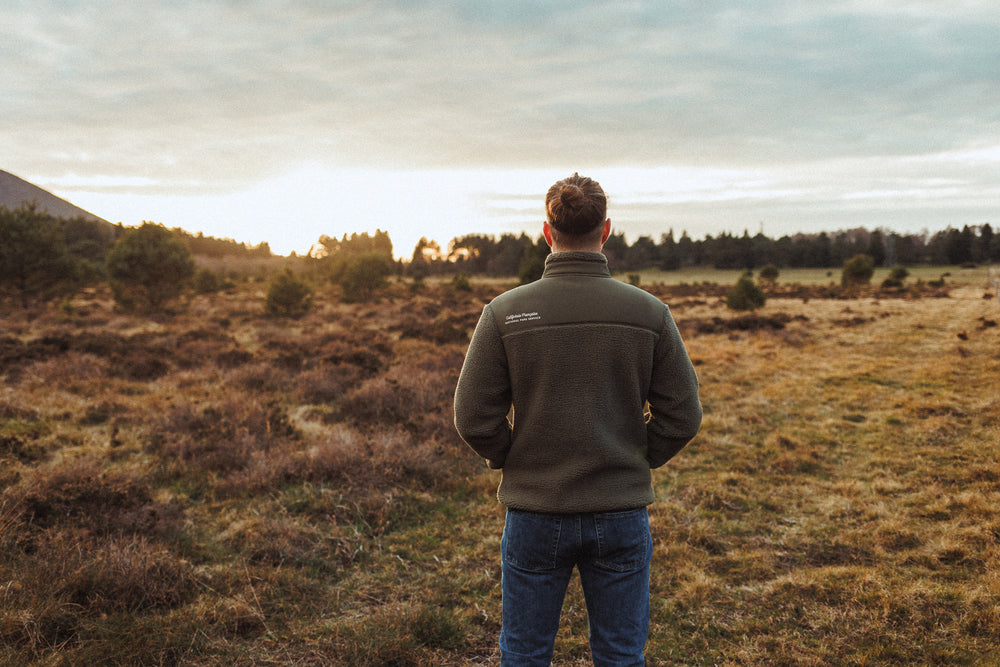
[501,510,562,572]
[593,508,652,573]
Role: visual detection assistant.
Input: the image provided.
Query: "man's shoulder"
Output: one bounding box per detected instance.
[488,281,540,307]
[608,280,670,325]
[487,276,667,334]
[485,282,546,329]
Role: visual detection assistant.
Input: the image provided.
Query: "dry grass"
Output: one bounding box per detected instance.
[640,282,1000,666]
[1,271,998,665]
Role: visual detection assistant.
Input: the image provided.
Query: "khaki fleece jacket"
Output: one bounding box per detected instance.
[454,251,702,513]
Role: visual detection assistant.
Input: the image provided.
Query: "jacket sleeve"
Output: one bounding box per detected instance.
[454,304,512,469]
[645,307,702,468]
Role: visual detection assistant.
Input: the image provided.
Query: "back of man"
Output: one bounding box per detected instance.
[454,173,702,666]
[461,250,700,512]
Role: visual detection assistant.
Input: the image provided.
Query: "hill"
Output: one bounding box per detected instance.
[0,169,108,223]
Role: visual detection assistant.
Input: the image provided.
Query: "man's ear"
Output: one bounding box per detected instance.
[543,221,554,248]
[601,219,612,245]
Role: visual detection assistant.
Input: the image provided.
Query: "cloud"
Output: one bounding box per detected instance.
[7,2,997,177]
[3,1,998,251]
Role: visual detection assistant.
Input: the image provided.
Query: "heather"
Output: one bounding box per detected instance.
[1,266,998,665]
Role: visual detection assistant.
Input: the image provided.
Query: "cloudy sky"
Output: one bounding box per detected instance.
[4,1,999,257]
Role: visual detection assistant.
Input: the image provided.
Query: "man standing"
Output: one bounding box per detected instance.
[454,173,703,666]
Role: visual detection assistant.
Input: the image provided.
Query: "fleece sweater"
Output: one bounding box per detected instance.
[454,251,702,513]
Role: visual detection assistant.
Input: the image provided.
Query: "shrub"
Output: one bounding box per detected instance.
[0,203,77,308]
[841,254,875,288]
[338,252,394,302]
[882,264,910,288]
[106,223,194,312]
[627,273,641,286]
[14,458,182,537]
[397,315,471,345]
[758,264,780,286]
[50,532,197,613]
[726,272,766,311]
[155,397,296,474]
[889,265,909,282]
[192,268,221,294]
[451,272,472,291]
[265,270,313,318]
[292,363,365,404]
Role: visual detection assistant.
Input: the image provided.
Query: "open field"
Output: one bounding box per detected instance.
[1,271,999,665]
[616,264,990,288]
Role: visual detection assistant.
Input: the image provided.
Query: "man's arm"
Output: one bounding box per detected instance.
[645,308,702,468]
[454,305,513,469]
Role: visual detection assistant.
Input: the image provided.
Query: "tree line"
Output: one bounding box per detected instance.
[0,203,271,310]
[3,199,997,313]
[0,202,403,313]
[417,224,999,276]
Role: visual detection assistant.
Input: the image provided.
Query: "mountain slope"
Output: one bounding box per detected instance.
[0,169,108,223]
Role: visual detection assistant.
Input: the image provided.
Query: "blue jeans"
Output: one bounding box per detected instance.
[499,507,652,666]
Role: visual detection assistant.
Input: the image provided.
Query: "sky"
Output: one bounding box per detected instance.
[4,1,999,259]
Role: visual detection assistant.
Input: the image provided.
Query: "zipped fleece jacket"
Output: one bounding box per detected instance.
[454,251,702,513]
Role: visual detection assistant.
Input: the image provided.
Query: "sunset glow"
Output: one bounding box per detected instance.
[5,2,998,258]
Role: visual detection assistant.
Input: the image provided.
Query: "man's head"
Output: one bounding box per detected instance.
[544,173,611,252]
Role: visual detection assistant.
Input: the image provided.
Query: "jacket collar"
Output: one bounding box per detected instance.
[541,251,611,278]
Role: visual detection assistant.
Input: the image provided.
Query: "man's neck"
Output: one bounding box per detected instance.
[549,243,604,253]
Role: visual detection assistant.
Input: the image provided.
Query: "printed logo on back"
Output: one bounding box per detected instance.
[504,311,541,325]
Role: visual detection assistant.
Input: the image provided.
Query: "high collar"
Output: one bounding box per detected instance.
[541,251,611,278]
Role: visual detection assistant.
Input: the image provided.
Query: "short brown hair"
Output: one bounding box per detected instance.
[545,173,607,237]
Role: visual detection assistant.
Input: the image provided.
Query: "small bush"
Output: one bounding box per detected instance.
[293,363,365,404]
[338,253,394,302]
[726,272,766,311]
[758,264,780,286]
[265,270,313,318]
[882,264,910,288]
[842,254,875,288]
[14,458,182,537]
[193,268,222,294]
[397,314,472,345]
[55,532,197,613]
[106,223,194,313]
[109,348,171,381]
[155,397,297,474]
[451,272,472,291]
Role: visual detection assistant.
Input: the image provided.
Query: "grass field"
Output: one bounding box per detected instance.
[1,268,998,665]
[616,264,990,288]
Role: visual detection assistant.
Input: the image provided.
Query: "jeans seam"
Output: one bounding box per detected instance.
[548,516,561,568]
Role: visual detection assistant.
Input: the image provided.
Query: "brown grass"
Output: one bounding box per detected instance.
[1,273,998,665]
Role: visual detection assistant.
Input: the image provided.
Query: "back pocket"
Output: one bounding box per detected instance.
[593,509,651,573]
[501,510,562,571]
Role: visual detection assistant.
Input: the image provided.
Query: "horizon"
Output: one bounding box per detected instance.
[30,161,1000,261]
[5,2,998,259]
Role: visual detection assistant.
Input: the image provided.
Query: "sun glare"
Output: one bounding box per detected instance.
[56,152,998,260]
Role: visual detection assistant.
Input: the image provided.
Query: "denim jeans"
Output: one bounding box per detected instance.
[499,507,652,666]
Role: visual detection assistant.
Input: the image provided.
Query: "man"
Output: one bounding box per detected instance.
[454,173,702,666]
